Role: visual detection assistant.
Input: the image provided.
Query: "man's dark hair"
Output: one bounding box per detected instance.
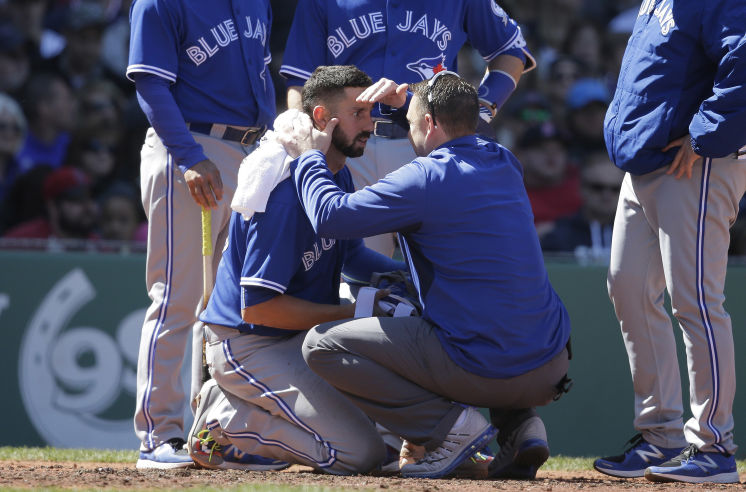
[301,65,373,116]
[411,73,479,135]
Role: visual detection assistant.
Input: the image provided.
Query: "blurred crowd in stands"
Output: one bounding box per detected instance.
[0,0,744,259]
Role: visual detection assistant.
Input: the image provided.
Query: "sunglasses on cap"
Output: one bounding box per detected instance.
[426,70,460,125]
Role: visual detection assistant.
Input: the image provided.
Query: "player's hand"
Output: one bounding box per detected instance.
[184,159,223,209]
[357,78,409,108]
[278,115,337,158]
[664,135,701,180]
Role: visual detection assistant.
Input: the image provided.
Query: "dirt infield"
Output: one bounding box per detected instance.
[1,461,743,491]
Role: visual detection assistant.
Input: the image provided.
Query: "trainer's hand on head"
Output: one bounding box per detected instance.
[185,159,223,209]
[279,115,338,158]
[664,135,701,180]
[357,78,408,108]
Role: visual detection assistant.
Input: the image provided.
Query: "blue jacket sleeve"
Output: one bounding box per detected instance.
[690,2,746,157]
[134,73,208,172]
[292,150,426,238]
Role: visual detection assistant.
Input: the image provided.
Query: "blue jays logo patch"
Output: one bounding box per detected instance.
[406,53,447,80]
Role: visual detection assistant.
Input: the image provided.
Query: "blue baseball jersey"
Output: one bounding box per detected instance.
[202,169,363,336]
[127,0,275,127]
[280,0,529,87]
[292,136,571,378]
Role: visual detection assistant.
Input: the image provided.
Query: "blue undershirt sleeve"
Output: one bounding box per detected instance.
[342,240,407,285]
[134,72,208,172]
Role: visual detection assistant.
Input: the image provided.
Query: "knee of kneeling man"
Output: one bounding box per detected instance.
[301,328,336,364]
[331,440,387,475]
[301,330,321,364]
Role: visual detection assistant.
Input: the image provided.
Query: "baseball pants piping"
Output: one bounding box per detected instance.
[134,128,248,451]
[201,323,386,474]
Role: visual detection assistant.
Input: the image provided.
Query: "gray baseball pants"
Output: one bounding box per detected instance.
[303,316,569,450]
[608,156,746,454]
[201,323,386,474]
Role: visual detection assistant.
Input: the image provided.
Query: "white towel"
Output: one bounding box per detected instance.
[231,109,312,220]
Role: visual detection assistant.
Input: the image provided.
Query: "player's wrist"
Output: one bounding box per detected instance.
[478,70,518,121]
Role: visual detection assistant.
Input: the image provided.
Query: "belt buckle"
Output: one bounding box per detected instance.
[373,120,391,138]
[240,126,265,146]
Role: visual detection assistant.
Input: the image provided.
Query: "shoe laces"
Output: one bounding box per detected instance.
[673,444,699,464]
[623,433,645,454]
[165,437,186,451]
[469,449,493,464]
[196,429,221,462]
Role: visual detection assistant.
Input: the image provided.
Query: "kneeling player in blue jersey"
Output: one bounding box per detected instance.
[281,72,572,480]
[186,66,406,474]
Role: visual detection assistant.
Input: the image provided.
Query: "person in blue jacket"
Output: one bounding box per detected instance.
[280,72,572,480]
[593,0,746,484]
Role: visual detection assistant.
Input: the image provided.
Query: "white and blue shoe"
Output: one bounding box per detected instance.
[136,438,194,469]
[645,444,740,484]
[593,434,683,478]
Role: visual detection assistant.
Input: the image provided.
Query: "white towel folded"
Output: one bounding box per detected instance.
[231,109,312,220]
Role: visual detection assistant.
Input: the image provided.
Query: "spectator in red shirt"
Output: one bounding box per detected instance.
[3,165,98,240]
[514,120,582,238]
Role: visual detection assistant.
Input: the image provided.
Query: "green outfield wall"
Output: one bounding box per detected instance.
[1,250,744,457]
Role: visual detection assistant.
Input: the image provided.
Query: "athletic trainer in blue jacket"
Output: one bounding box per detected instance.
[280,72,572,480]
[593,0,746,484]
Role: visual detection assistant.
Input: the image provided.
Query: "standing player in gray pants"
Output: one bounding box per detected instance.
[593,0,746,484]
[127,0,276,469]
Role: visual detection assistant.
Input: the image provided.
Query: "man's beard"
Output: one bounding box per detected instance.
[332,126,370,158]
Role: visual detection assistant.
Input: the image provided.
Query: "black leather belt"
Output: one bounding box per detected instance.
[188,123,267,146]
[373,119,409,139]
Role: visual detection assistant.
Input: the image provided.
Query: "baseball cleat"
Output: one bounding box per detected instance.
[489,415,549,480]
[187,379,289,471]
[644,444,739,484]
[136,438,193,469]
[400,406,497,479]
[189,428,290,471]
[593,433,684,478]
